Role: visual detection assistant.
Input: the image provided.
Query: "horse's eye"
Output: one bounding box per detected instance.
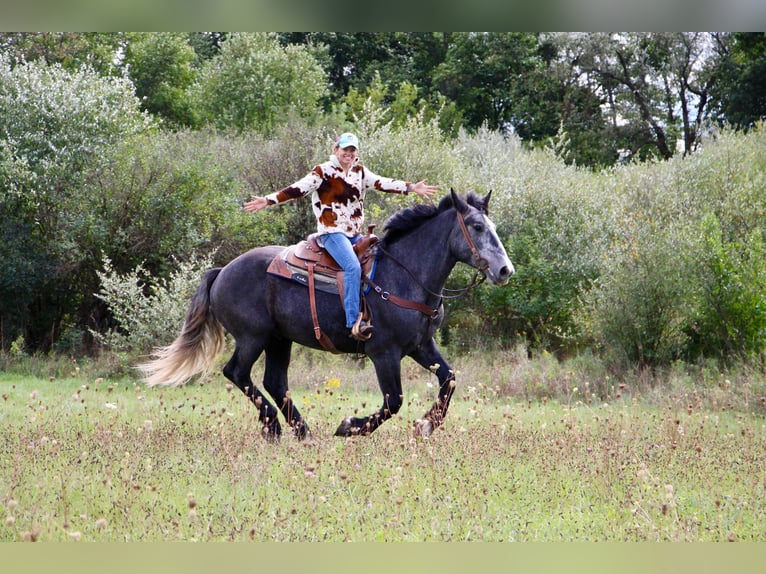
[473,223,484,232]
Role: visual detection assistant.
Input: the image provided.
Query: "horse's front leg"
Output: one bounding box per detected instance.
[334,352,403,437]
[409,338,456,438]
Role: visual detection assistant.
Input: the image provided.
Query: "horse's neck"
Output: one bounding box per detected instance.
[378,215,456,299]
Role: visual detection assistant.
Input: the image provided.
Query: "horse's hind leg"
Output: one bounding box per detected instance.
[222,342,282,439]
[262,338,312,440]
[409,338,456,438]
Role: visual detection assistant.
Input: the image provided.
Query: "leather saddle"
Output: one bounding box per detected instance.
[266,227,379,295]
[266,227,379,353]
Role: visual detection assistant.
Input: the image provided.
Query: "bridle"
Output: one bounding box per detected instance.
[362,206,489,318]
[455,207,490,272]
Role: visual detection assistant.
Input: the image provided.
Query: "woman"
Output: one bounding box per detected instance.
[244,132,437,341]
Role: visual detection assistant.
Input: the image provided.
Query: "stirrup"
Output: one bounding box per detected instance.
[351,313,373,341]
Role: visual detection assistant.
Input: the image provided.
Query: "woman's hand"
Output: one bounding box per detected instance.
[243,196,269,213]
[410,179,438,199]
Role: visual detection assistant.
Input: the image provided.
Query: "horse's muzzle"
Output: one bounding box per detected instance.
[488,262,514,285]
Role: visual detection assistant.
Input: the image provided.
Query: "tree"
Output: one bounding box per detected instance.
[0,32,125,76]
[569,33,720,161]
[712,32,766,128]
[0,54,152,351]
[122,33,198,128]
[192,33,328,133]
[433,33,540,134]
[280,33,415,100]
[187,32,228,65]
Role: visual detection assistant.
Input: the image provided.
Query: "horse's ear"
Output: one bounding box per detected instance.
[482,190,492,213]
[450,188,468,214]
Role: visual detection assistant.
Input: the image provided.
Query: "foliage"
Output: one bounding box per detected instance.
[0,32,126,76]
[444,132,611,351]
[123,33,199,128]
[583,224,694,367]
[78,130,254,274]
[0,54,152,181]
[92,253,214,356]
[433,33,541,134]
[711,32,766,129]
[0,54,153,351]
[281,32,446,105]
[4,32,759,169]
[580,125,766,367]
[687,213,766,361]
[191,33,328,133]
[2,37,766,370]
[564,32,724,161]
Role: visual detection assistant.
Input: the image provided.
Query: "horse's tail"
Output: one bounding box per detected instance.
[138,268,226,387]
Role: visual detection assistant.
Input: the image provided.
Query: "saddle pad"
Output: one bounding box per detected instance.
[266,246,378,295]
[267,250,341,294]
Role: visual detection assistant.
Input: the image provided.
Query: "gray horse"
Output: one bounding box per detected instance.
[139,190,513,439]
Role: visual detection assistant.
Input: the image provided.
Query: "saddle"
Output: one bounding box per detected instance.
[266,227,379,352]
[266,228,379,293]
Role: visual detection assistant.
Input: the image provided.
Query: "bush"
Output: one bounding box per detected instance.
[686,212,766,362]
[92,253,215,357]
[579,124,766,367]
[445,141,612,352]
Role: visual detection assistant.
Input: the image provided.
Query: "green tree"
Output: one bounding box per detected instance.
[280,32,452,125]
[192,33,328,133]
[187,32,228,65]
[0,32,124,75]
[712,32,766,128]
[122,33,198,128]
[0,54,152,351]
[569,33,720,161]
[281,33,415,100]
[433,33,540,133]
[687,213,766,362]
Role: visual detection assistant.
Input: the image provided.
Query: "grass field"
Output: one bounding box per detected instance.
[1,349,765,541]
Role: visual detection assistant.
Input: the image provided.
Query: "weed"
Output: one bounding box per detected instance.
[1,350,764,541]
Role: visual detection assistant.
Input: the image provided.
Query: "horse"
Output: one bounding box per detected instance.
[139,190,514,439]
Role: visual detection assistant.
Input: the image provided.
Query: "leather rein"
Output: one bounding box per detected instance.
[362,207,487,318]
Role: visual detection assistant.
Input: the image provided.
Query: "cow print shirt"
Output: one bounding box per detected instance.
[265,155,411,237]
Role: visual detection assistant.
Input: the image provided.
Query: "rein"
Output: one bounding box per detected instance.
[362,207,487,317]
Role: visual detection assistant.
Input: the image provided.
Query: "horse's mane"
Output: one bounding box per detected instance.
[381,192,486,246]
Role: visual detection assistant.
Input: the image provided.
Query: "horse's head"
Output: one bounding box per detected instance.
[450,189,514,285]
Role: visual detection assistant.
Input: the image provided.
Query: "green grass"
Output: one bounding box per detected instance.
[1,350,765,541]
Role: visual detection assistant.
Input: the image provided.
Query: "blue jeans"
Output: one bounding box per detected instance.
[321,232,362,328]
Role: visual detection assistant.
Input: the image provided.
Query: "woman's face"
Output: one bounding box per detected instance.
[335,145,358,170]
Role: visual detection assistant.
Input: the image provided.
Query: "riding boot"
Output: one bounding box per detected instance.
[351,313,373,341]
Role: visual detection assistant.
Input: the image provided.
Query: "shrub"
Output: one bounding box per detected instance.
[445,141,612,352]
[579,124,766,367]
[92,253,215,357]
[686,212,766,362]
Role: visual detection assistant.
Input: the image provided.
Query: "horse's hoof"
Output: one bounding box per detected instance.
[261,421,282,442]
[293,422,313,441]
[413,418,433,438]
[334,417,353,437]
